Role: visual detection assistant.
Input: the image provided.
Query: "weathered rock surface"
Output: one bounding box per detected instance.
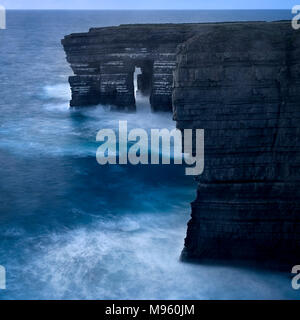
[62,24,208,110]
[63,21,300,267]
[63,23,259,111]
[173,21,300,267]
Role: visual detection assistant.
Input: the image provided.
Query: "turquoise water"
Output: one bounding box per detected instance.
[0,10,299,299]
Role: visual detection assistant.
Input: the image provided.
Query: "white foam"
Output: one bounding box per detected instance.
[8,211,295,300]
[44,103,70,112]
[43,83,71,101]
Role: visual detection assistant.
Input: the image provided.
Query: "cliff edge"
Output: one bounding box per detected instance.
[173,21,300,267]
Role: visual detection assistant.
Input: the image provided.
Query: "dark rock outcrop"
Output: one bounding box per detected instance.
[63,23,262,111]
[173,21,300,267]
[62,21,300,267]
[62,24,208,110]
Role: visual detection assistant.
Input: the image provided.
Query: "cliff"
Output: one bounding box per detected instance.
[62,23,249,111]
[62,21,300,268]
[62,24,205,110]
[173,21,300,267]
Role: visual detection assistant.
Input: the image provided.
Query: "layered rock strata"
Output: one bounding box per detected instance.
[62,24,209,110]
[63,21,300,267]
[173,21,300,266]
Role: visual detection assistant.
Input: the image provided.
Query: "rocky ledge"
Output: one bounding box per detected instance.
[62,21,300,268]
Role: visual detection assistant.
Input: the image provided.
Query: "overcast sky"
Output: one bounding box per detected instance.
[0,0,294,10]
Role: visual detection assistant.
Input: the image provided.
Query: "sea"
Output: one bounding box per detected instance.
[0,10,299,299]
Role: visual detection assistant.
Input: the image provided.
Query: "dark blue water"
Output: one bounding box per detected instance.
[0,10,299,299]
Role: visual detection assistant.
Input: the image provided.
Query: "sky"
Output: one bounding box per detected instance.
[0,0,294,10]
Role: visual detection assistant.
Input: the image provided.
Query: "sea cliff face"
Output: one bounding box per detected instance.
[62,21,300,267]
[173,21,300,266]
[62,24,206,111]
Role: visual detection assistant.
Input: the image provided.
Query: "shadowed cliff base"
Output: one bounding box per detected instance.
[62,21,300,269]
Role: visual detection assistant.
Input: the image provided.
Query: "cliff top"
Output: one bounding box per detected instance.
[63,20,292,39]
